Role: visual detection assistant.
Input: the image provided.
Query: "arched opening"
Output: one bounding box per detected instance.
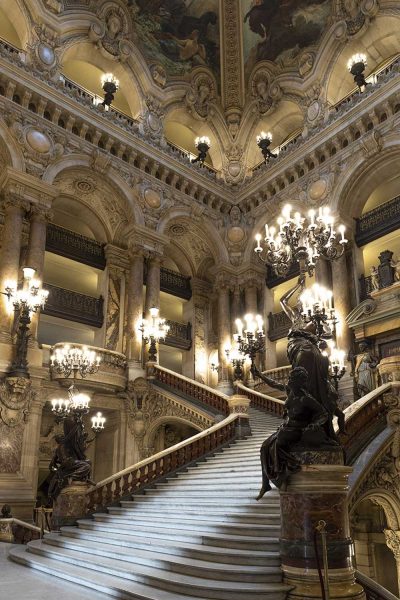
[150,420,200,455]
[351,497,399,596]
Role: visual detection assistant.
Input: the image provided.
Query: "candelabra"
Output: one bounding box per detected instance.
[299,283,337,339]
[101,73,119,107]
[347,54,369,92]
[139,307,169,362]
[50,344,101,380]
[3,267,49,378]
[51,390,106,432]
[328,345,346,391]
[191,136,211,164]
[256,131,277,162]
[234,314,265,370]
[255,204,348,277]
[225,344,247,382]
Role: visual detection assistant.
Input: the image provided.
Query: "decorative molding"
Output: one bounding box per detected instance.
[0,377,35,428]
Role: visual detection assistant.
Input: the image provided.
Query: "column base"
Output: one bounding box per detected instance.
[283,566,365,600]
[128,360,146,381]
[51,481,90,530]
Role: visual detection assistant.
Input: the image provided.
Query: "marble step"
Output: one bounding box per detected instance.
[26,542,282,600]
[140,489,259,498]
[121,498,279,511]
[152,480,261,491]
[61,527,279,566]
[129,494,276,506]
[108,507,280,521]
[76,520,280,550]
[42,534,279,582]
[10,546,290,600]
[92,513,280,536]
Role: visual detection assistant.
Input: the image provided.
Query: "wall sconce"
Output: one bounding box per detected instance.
[191,136,211,164]
[347,54,369,92]
[100,73,119,107]
[256,131,277,163]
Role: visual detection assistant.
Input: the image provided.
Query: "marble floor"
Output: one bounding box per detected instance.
[0,543,109,600]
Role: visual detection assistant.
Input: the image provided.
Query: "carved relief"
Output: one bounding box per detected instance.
[0,377,34,428]
[186,71,216,119]
[139,96,165,142]
[105,268,122,351]
[91,2,132,60]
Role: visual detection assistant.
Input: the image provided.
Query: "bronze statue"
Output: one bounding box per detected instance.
[47,416,94,505]
[255,366,338,499]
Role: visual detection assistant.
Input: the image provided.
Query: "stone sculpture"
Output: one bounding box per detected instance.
[354,341,379,398]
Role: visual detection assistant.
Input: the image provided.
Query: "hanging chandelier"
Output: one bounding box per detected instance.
[50,345,101,379]
[255,204,348,277]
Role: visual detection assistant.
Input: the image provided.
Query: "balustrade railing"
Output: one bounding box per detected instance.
[160,267,192,300]
[268,310,291,341]
[153,365,230,416]
[46,223,106,269]
[356,195,400,247]
[254,366,291,395]
[43,284,104,328]
[0,518,42,544]
[356,570,399,600]
[236,383,285,417]
[87,414,242,512]
[164,319,192,350]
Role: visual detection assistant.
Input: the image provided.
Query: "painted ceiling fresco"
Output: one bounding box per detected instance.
[241,0,332,79]
[130,0,220,79]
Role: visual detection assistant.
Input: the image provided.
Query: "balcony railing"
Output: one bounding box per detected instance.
[163,320,192,351]
[254,365,291,396]
[268,310,291,341]
[143,264,192,300]
[355,195,400,247]
[46,224,106,270]
[43,284,104,328]
[47,343,127,392]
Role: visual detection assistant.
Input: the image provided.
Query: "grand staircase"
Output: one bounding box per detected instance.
[10,407,292,599]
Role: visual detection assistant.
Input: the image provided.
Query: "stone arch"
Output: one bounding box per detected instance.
[158,209,229,270]
[0,0,31,49]
[145,415,203,453]
[350,489,400,531]
[58,40,142,118]
[0,120,25,171]
[43,156,144,241]
[334,146,400,219]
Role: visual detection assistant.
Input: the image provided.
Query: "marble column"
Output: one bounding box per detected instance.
[331,254,353,355]
[384,529,400,595]
[217,283,231,393]
[280,454,366,600]
[245,284,258,314]
[264,286,277,371]
[0,198,28,342]
[26,206,52,344]
[104,245,130,353]
[315,257,331,288]
[126,249,144,376]
[145,254,161,317]
[231,285,241,322]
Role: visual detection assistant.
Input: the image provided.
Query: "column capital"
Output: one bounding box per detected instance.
[385,530,400,559]
[29,204,54,223]
[0,167,57,208]
[128,244,147,260]
[192,277,212,299]
[0,195,30,213]
[105,244,130,271]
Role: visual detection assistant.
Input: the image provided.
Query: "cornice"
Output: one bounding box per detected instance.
[0,166,58,206]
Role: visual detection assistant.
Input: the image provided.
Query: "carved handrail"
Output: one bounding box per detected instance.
[254,366,291,394]
[87,413,242,512]
[236,383,285,417]
[153,365,230,416]
[339,383,396,463]
[356,570,399,600]
[0,518,43,544]
[46,223,106,270]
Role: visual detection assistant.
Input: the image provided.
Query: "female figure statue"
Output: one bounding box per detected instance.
[354,341,379,397]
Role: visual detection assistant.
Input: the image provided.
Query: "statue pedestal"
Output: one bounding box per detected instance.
[51,481,90,530]
[280,450,365,600]
[227,394,251,437]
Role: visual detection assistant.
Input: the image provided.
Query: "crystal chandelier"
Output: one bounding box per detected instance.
[3,267,49,378]
[50,344,101,379]
[299,283,337,339]
[140,307,170,362]
[255,204,348,276]
[234,314,265,369]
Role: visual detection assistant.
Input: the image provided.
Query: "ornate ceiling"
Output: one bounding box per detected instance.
[1,0,399,184]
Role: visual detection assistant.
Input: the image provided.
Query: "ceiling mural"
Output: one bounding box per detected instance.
[241,0,332,79]
[129,0,220,81]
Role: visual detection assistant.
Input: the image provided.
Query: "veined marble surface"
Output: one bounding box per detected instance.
[0,543,108,600]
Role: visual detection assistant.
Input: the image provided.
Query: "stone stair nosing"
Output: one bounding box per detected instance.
[9,406,288,600]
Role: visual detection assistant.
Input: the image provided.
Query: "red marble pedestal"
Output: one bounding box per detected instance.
[51,481,90,530]
[280,452,366,600]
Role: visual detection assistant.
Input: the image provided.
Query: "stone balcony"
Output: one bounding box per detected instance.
[43,343,127,392]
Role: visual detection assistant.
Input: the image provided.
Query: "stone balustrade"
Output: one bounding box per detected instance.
[236,383,285,417]
[153,365,230,416]
[45,343,127,392]
[87,413,243,512]
[254,365,291,396]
